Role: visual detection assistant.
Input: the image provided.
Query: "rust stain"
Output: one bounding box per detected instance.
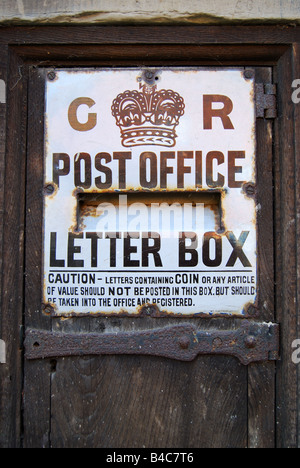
[42,302,57,316]
[44,182,58,199]
[25,321,280,365]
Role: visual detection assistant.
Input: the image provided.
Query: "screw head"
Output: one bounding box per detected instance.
[145,71,154,80]
[243,182,256,198]
[244,69,255,80]
[179,336,190,350]
[47,71,56,81]
[44,183,55,195]
[245,335,257,349]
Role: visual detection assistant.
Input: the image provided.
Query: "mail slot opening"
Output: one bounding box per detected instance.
[77,191,224,235]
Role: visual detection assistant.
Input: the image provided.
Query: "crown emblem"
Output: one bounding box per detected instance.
[111,83,185,147]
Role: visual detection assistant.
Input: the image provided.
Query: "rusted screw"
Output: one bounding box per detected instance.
[44,183,55,195]
[244,335,257,349]
[42,304,54,315]
[243,182,256,198]
[244,69,254,80]
[47,71,56,81]
[179,336,190,350]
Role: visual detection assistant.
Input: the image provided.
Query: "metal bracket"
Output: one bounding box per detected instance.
[25,321,279,366]
[255,83,277,119]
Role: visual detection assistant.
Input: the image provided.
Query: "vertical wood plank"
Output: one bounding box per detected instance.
[274,48,298,448]
[23,66,52,448]
[293,43,300,449]
[50,350,247,448]
[0,46,7,294]
[247,67,276,448]
[0,48,27,448]
[0,44,8,448]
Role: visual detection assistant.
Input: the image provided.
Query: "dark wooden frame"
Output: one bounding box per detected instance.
[0,25,299,448]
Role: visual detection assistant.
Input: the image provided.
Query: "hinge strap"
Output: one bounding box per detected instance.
[25,321,279,366]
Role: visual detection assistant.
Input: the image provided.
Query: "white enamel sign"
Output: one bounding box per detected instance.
[44,68,256,316]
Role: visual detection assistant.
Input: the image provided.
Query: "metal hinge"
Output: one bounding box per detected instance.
[255,83,277,119]
[25,321,279,366]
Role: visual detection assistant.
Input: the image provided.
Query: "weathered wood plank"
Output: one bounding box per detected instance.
[0,44,8,447]
[23,66,52,448]
[10,44,289,67]
[247,66,275,448]
[0,25,299,46]
[274,48,298,448]
[293,43,300,449]
[0,48,27,448]
[0,46,7,315]
[50,350,247,448]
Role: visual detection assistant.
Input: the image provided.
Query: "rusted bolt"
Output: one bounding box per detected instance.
[244,335,257,349]
[213,337,223,347]
[243,182,256,198]
[244,69,255,80]
[42,304,54,315]
[179,336,190,350]
[47,71,56,81]
[44,183,55,195]
[247,305,259,318]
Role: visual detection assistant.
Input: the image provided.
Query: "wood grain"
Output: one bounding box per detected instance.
[0,25,299,46]
[50,352,247,448]
[293,43,300,450]
[274,48,298,448]
[23,66,52,448]
[0,47,27,448]
[0,44,8,448]
[247,66,276,448]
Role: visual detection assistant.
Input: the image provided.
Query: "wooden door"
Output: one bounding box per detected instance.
[21,65,275,449]
[1,26,299,449]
